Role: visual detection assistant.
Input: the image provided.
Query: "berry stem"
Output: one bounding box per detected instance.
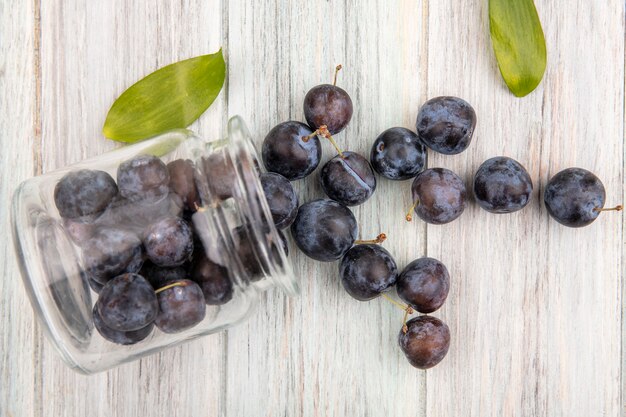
[326,135,345,159]
[380,294,414,333]
[406,200,420,222]
[381,293,409,312]
[594,204,623,212]
[155,281,188,294]
[319,125,345,158]
[355,233,387,245]
[401,306,414,334]
[333,64,342,86]
[302,125,344,158]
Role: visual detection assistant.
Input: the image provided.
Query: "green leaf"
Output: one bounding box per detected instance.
[489,0,547,97]
[103,49,226,142]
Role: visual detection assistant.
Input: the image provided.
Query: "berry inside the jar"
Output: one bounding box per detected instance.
[54,150,284,344]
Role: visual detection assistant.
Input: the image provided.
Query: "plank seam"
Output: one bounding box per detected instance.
[31,0,44,415]
[421,1,429,417]
[221,1,230,416]
[32,0,42,176]
[618,2,626,415]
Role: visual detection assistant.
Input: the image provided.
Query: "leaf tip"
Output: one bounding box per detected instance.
[102,121,126,142]
[512,89,531,98]
[102,123,113,139]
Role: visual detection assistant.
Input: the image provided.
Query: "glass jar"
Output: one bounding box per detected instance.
[12,116,297,374]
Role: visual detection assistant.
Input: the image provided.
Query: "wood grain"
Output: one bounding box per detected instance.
[0,1,38,416]
[0,0,623,416]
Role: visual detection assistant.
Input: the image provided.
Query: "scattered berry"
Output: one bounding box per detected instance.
[416,96,476,155]
[339,244,398,301]
[262,121,321,180]
[473,157,533,213]
[303,65,353,135]
[291,199,358,262]
[397,257,450,313]
[398,315,450,369]
[370,127,427,180]
[544,167,621,227]
[408,168,466,225]
[320,151,376,206]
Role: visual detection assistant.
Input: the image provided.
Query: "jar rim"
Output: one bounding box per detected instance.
[208,116,298,296]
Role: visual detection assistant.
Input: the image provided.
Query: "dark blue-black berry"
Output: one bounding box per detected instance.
[168,159,200,212]
[408,168,466,225]
[143,217,194,267]
[82,228,143,285]
[303,65,353,135]
[320,151,376,206]
[54,169,118,219]
[191,252,233,305]
[87,275,104,294]
[260,172,299,229]
[63,218,96,245]
[93,305,153,345]
[339,244,398,301]
[544,168,621,227]
[473,157,533,214]
[291,199,358,262]
[96,273,158,332]
[155,279,206,333]
[232,224,268,281]
[398,316,450,369]
[370,127,427,180]
[397,257,450,313]
[139,261,188,289]
[262,121,321,181]
[96,195,183,235]
[117,155,170,202]
[416,96,476,155]
[201,152,237,201]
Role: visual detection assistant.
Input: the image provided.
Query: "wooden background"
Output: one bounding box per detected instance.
[1,1,624,416]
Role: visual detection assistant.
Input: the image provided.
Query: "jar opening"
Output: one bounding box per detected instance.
[193,116,298,296]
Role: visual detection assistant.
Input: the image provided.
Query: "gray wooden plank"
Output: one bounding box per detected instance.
[0,0,39,416]
[425,1,624,416]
